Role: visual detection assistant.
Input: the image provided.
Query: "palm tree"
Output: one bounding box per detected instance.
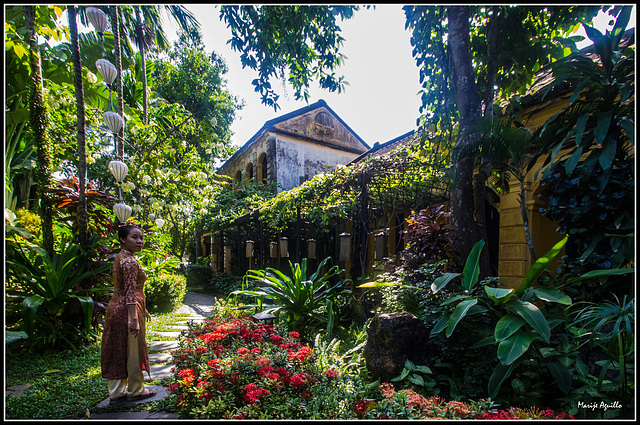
[456,117,538,261]
[68,5,89,246]
[23,5,55,254]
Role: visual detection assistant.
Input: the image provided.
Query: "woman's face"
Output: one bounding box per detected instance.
[121,228,144,253]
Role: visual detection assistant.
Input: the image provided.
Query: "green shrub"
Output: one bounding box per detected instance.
[145,272,187,313]
[186,264,213,289]
[204,273,243,298]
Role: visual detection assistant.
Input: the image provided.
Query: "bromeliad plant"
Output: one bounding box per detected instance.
[232,256,352,339]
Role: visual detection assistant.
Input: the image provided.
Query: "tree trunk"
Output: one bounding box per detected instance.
[135,7,148,125]
[519,181,536,262]
[109,6,125,160]
[68,6,89,247]
[447,6,489,267]
[24,5,54,255]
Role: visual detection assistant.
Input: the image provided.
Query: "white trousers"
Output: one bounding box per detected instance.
[106,331,145,399]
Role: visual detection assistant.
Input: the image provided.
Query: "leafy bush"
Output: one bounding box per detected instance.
[204,273,243,298]
[144,272,187,313]
[186,264,213,289]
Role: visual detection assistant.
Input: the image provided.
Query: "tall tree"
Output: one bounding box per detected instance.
[68,5,89,246]
[23,5,54,254]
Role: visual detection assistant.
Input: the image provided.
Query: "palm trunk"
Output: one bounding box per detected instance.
[109,6,125,160]
[24,5,55,254]
[135,7,148,125]
[68,6,89,246]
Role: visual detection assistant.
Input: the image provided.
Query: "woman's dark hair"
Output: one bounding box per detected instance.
[118,224,140,243]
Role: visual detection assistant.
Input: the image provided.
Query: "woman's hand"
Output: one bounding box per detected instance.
[145,309,152,322]
[128,317,140,337]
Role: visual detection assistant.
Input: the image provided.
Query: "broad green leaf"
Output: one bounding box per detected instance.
[598,135,616,170]
[547,362,572,394]
[407,375,425,386]
[357,281,401,288]
[506,299,551,342]
[495,314,525,342]
[5,331,28,344]
[470,335,496,349]
[414,365,432,374]
[430,272,460,293]
[441,294,470,306]
[391,368,410,382]
[516,235,568,297]
[404,359,416,370]
[461,240,484,291]
[574,113,589,146]
[484,286,514,304]
[430,316,448,336]
[595,110,612,146]
[565,146,583,175]
[531,287,572,305]
[497,331,536,365]
[446,298,478,337]
[488,359,522,398]
[566,268,634,284]
[620,118,634,145]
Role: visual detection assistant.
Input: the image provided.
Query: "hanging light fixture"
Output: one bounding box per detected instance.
[155,218,165,228]
[108,160,128,182]
[270,241,278,258]
[375,231,388,261]
[95,58,117,84]
[339,232,351,262]
[280,237,289,258]
[86,6,109,34]
[148,213,156,221]
[307,239,317,259]
[113,202,132,223]
[103,111,124,134]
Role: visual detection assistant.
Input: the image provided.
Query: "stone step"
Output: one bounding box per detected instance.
[155,331,182,339]
[168,325,189,330]
[147,364,174,380]
[148,340,178,352]
[95,385,167,409]
[149,352,172,363]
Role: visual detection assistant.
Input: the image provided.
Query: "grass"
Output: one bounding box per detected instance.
[4,307,189,420]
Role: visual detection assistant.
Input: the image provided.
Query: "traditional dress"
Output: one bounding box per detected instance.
[101,249,150,398]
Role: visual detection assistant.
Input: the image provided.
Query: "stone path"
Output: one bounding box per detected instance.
[89,291,217,420]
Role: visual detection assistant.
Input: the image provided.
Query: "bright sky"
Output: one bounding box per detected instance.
[163,4,635,152]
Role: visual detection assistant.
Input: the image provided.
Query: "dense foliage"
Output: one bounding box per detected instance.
[144,272,187,313]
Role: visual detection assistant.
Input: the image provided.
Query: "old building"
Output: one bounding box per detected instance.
[217,99,369,192]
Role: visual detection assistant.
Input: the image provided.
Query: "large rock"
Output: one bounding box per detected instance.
[363,312,431,383]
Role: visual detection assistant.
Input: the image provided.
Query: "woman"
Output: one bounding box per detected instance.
[101,224,156,404]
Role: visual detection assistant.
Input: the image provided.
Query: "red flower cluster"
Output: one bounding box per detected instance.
[243,383,271,404]
[353,398,368,419]
[323,369,339,379]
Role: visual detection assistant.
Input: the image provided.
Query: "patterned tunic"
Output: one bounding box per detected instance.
[101,249,150,380]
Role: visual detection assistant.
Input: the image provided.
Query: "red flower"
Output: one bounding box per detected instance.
[353,398,368,419]
[196,346,208,354]
[323,369,339,379]
[237,347,249,355]
[270,334,285,344]
[208,359,221,369]
[167,383,180,392]
[178,368,195,378]
[289,331,300,339]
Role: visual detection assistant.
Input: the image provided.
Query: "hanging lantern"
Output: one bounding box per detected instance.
[339,232,351,262]
[108,160,128,182]
[95,59,117,84]
[86,6,109,34]
[113,202,132,223]
[252,312,276,325]
[103,111,124,134]
[375,231,387,261]
[246,240,254,258]
[270,242,278,258]
[280,237,289,258]
[155,218,165,228]
[307,239,317,259]
[148,213,156,221]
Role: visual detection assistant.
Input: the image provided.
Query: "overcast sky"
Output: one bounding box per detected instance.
[164,4,635,152]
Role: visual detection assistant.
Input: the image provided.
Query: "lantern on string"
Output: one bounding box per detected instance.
[85,6,109,34]
[95,59,117,84]
[155,218,165,228]
[148,213,156,221]
[307,239,317,259]
[108,160,128,182]
[375,231,388,261]
[269,242,278,258]
[280,237,289,258]
[103,111,124,134]
[246,240,254,258]
[113,202,132,223]
[339,232,351,262]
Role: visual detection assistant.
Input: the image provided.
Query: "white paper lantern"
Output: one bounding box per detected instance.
[95,59,117,84]
[108,160,128,182]
[148,213,156,221]
[113,202,132,223]
[103,111,124,134]
[86,7,109,34]
[155,218,165,228]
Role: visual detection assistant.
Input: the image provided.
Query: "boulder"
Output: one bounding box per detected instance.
[363,312,431,382]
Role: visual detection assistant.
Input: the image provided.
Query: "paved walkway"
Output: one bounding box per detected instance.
[89,291,217,420]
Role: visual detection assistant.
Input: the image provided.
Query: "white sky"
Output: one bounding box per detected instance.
[163,4,635,152]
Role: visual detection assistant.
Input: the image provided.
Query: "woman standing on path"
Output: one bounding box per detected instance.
[101,224,156,404]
